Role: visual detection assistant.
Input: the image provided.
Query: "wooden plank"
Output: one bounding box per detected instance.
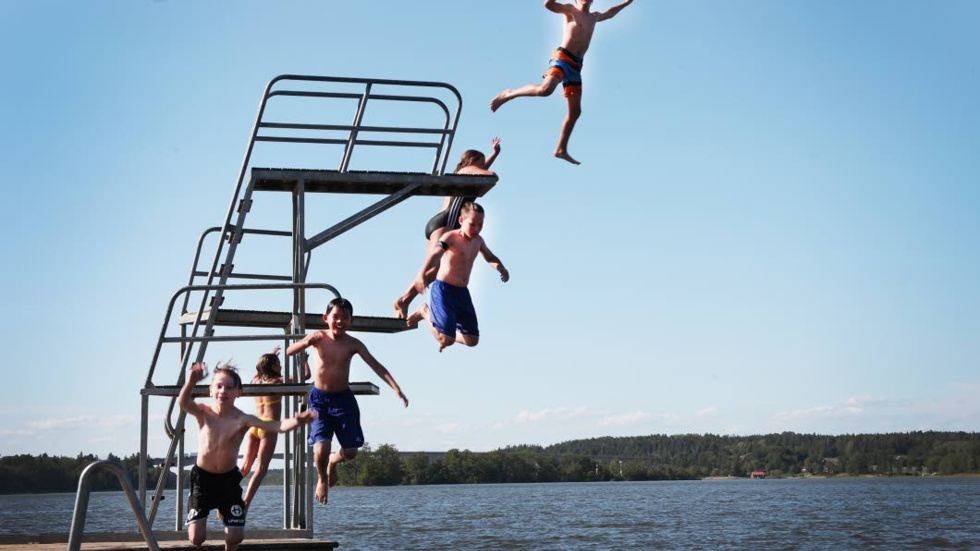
[0,535,336,550]
[250,167,496,197]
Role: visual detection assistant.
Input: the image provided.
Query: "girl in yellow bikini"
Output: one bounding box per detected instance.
[239,348,285,509]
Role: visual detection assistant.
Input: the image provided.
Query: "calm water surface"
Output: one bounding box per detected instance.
[1,478,977,550]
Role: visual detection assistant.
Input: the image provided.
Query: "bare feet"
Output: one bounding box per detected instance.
[406,303,429,328]
[555,150,581,165]
[393,297,409,319]
[490,91,512,112]
[315,479,328,504]
[327,457,340,488]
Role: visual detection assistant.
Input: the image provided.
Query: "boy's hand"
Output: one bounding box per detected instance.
[413,274,428,294]
[295,410,318,425]
[395,389,409,408]
[491,136,501,153]
[189,362,207,383]
[498,266,510,283]
[271,345,281,355]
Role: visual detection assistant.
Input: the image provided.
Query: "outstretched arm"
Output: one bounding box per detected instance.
[356,340,409,407]
[178,362,208,420]
[597,0,633,21]
[248,409,318,435]
[286,332,321,357]
[480,242,509,282]
[544,0,574,14]
[484,137,502,169]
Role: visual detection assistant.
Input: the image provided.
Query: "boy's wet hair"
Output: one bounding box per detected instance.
[455,149,486,172]
[255,353,281,380]
[461,201,485,216]
[325,297,354,317]
[213,362,242,389]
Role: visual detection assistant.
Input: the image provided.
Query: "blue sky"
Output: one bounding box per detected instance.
[0,0,977,458]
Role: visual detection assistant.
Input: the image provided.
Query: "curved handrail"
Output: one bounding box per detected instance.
[68,461,160,551]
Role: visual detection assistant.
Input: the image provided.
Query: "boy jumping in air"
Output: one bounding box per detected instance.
[287,297,409,505]
[407,202,509,352]
[179,362,315,550]
[490,0,634,165]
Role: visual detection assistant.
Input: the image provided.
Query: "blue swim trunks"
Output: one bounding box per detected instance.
[430,279,479,338]
[307,387,364,450]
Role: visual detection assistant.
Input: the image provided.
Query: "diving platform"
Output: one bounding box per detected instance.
[129,74,482,547]
[251,167,496,197]
[142,382,380,398]
[179,309,412,334]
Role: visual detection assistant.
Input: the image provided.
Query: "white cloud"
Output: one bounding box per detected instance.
[436,423,462,434]
[695,407,718,417]
[596,411,651,427]
[515,407,590,423]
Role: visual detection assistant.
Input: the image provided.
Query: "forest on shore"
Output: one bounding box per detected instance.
[2,431,976,494]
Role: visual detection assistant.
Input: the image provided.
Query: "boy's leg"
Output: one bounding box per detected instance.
[187,519,206,547]
[555,93,583,165]
[457,333,480,347]
[314,441,331,504]
[490,75,561,112]
[224,527,244,551]
[406,303,455,352]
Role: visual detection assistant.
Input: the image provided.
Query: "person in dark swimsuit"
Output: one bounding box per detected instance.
[394,138,501,319]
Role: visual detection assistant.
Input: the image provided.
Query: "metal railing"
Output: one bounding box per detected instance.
[68,461,160,551]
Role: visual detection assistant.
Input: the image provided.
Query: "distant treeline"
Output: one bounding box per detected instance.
[0,453,175,495]
[335,431,979,486]
[2,432,976,494]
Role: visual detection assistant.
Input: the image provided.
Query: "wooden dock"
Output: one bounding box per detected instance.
[0,534,337,551]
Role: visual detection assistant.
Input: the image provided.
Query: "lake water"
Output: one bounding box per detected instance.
[1,478,977,550]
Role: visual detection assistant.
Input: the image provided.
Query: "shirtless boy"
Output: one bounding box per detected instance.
[287,297,409,505]
[178,362,315,550]
[393,138,500,320]
[406,202,509,352]
[490,0,634,164]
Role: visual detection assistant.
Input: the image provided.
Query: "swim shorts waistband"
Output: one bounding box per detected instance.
[310,386,354,398]
[556,46,584,66]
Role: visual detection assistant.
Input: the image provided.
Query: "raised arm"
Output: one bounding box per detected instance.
[480,242,509,282]
[597,0,633,21]
[178,362,208,420]
[545,0,574,14]
[483,137,502,169]
[356,340,409,408]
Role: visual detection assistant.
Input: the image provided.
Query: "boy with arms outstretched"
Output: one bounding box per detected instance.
[490,0,634,165]
[406,202,509,352]
[179,362,316,551]
[287,297,409,505]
